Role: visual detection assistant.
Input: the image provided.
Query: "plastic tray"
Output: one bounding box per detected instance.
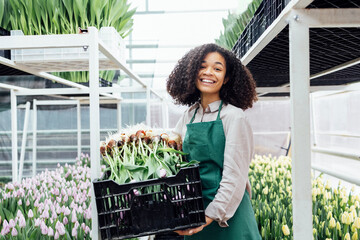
[10,27,126,72]
[93,165,205,240]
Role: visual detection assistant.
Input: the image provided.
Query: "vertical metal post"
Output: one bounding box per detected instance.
[289,15,312,240]
[146,86,151,126]
[88,27,101,240]
[11,90,18,182]
[32,99,37,177]
[77,100,82,159]
[18,101,31,181]
[310,94,317,146]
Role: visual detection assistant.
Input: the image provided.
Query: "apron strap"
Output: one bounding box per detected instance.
[216,100,223,120]
[190,107,199,123]
[190,101,223,123]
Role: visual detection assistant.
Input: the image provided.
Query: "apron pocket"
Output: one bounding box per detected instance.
[187,144,219,189]
[188,144,211,161]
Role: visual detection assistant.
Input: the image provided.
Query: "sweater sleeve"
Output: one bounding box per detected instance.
[204,113,254,227]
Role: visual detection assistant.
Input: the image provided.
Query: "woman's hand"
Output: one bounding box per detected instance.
[174,216,213,236]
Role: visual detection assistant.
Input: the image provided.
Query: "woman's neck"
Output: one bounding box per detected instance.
[200,94,221,111]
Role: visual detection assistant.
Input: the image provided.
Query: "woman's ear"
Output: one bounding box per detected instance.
[224,77,229,85]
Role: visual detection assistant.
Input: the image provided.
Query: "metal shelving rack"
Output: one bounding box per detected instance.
[232,0,360,239]
[0,27,165,239]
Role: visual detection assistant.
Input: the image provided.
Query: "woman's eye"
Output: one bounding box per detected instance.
[215,68,221,71]
[200,66,205,69]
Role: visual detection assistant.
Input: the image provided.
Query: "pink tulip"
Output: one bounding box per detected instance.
[71,210,77,223]
[42,210,49,219]
[63,216,68,225]
[6,183,14,190]
[26,199,30,206]
[28,209,34,218]
[17,199,22,205]
[85,226,90,234]
[71,226,78,237]
[48,227,54,236]
[0,220,10,235]
[8,219,15,228]
[19,215,26,228]
[55,221,66,235]
[54,231,60,239]
[61,188,66,196]
[40,221,48,235]
[11,227,18,236]
[159,168,167,178]
[34,218,41,227]
[64,207,71,215]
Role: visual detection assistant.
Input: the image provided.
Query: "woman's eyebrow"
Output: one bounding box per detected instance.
[201,60,224,66]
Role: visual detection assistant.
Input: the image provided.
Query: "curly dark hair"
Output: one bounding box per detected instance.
[166,43,257,110]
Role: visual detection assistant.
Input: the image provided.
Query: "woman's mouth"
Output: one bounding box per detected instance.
[200,79,216,84]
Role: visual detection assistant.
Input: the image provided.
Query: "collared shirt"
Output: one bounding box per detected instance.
[173,100,254,227]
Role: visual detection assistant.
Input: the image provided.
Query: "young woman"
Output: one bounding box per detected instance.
[166,43,261,239]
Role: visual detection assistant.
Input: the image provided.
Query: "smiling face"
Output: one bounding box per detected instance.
[195,51,227,103]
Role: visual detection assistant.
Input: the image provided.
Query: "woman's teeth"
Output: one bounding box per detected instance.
[201,79,215,83]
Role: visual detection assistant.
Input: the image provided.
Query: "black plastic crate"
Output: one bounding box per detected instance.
[93,165,205,240]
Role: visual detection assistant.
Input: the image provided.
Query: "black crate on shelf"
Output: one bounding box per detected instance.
[93,165,205,240]
[0,27,10,59]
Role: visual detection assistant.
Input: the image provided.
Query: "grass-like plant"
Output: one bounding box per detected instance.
[215,0,261,50]
[0,0,136,83]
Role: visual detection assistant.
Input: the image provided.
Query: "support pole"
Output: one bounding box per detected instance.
[77,100,82,159]
[18,101,31,181]
[32,99,37,177]
[88,27,101,240]
[11,90,18,182]
[289,15,312,240]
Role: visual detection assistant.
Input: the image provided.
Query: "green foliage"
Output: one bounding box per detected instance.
[215,0,262,50]
[0,0,136,83]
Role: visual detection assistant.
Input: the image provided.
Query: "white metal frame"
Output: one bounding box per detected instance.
[0,27,166,239]
[241,1,360,239]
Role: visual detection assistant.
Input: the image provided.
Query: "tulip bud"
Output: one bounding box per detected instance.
[336,221,341,231]
[353,217,360,228]
[262,186,268,195]
[19,215,26,228]
[159,169,167,178]
[11,227,18,237]
[352,231,358,240]
[72,226,78,237]
[344,232,350,240]
[329,218,336,229]
[48,227,54,237]
[282,224,290,236]
[327,211,332,220]
[325,228,330,237]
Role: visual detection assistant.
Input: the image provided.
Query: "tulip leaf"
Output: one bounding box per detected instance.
[157,148,188,155]
[123,163,147,171]
[2,207,14,220]
[29,227,41,239]
[0,204,5,220]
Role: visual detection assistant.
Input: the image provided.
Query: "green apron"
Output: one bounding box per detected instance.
[182,101,261,240]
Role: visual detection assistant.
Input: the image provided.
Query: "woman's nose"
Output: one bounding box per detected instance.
[203,67,213,75]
